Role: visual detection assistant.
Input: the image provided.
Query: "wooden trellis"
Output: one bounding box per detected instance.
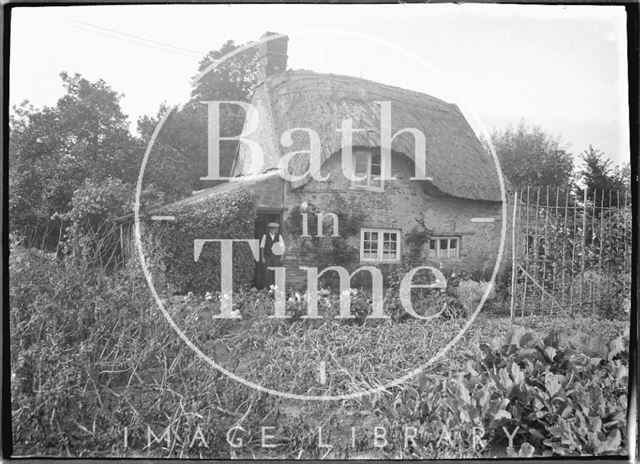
[510,185,631,318]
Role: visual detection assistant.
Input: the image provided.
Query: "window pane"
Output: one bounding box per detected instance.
[355,153,368,163]
[362,231,378,259]
[370,153,381,186]
[440,239,448,250]
[381,232,397,259]
[354,151,368,165]
[429,239,436,250]
[450,239,458,257]
[355,161,368,175]
[364,242,377,258]
[354,152,369,184]
[382,246,396,259]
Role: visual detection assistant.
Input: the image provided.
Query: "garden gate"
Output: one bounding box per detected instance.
[509,186,631,319]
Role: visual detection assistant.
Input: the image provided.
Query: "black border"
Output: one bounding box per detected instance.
[2,1,638,463]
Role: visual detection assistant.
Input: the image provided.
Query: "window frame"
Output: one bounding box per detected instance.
[360,228,401,263]
[351,149,384,191]
[428,236,461,259]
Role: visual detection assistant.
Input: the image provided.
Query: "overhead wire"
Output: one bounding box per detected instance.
[55,16,209,59]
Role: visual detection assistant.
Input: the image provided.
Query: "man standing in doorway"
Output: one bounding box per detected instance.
[259,222,285,288]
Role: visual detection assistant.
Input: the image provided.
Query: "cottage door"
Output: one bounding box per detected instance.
[254,211,282,289]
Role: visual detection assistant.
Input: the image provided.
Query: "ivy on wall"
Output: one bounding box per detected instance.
[146,190,257,294]
[285,194,371,288]
[404,213,435,259]
[404,226,431,257]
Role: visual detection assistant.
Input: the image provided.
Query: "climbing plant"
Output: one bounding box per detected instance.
[285,194,365,288]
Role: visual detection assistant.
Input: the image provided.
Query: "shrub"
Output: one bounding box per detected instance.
[146,189,256,294]
[570,270,628,319]
[384,287,464,322]
[453,279,496,317]
[57,178,164,268]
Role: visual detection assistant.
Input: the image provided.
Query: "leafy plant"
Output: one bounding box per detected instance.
[453,279,496,318]
[470,326,628,456]
[404,225,431,257]
[146,189,256,294]
[365,324,628,458]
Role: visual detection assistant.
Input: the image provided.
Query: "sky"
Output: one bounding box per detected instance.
[9,4,630,166]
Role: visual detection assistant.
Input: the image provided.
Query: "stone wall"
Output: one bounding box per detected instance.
[279,151,510,290]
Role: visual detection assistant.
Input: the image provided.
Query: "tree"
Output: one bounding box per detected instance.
[9,73,143,249]
[489,121,574,189]
[138,40,259,200]
[577,145,629,207]
[10,38,260,252]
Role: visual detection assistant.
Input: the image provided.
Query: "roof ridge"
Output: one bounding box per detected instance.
[266,69,456,109]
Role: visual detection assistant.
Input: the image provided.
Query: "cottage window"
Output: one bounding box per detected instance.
[352,149,383,190]
[360,228,400,262]
[428,237,460,258]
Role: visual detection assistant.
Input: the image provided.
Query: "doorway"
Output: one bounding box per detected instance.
[254,210,283,288]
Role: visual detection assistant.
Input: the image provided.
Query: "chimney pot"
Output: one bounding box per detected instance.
[257,32,289,82]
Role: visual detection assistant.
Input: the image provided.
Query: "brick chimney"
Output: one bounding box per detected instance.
[257,32,289,82]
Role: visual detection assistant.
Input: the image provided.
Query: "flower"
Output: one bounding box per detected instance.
[205,292,213,301]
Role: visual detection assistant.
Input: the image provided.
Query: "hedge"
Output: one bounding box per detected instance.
[146,189,257,294]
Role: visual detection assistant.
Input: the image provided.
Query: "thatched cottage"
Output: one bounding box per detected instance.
[151,33,510,292]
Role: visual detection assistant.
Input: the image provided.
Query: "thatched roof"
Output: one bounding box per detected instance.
[233,70,508,202]
[154,170,284,213]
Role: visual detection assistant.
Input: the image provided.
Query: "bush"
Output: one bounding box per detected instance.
[570,270,628,319]
[54,178,164,268]
[146,189,256,294]
[453,279,496,317]
[384,287,464,322]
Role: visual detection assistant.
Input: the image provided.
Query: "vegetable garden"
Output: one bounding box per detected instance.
[9,233,630,458]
